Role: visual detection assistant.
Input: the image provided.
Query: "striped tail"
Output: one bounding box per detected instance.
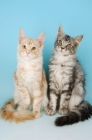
[1,99,35,123]
[55,101,92,126]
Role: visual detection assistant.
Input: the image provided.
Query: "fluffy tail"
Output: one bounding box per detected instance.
[1,99,35,123]
[55,101,92,126]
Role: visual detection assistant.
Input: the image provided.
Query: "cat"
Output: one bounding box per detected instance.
[1,28,48,122]
[45,25,92,126]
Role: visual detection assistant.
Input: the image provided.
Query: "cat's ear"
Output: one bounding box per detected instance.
[74,35,83,47]
[57,25,65,37]
[36,32,45,47]
[19,28,27,44]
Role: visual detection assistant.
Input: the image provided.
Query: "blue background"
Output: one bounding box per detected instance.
[0,1,92,140]
[0,0,92,107]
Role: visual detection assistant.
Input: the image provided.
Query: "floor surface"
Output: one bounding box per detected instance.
[0,111,92,140]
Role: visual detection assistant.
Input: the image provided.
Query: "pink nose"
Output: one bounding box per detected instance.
[26,52,30,55]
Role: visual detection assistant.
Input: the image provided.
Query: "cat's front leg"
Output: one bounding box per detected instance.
[33,89,43,118]
[59,84,71,115]
[14,72,30,110]
[45,89,58,116]
[19,86,30,107]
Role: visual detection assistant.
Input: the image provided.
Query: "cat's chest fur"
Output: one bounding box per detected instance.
[17,60,42,84]
[49,52,75,89]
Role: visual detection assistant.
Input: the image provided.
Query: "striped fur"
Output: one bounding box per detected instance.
[1,28,48,122]
[1,99,35,122]
[45,25,92,126]
[55,101,92,126]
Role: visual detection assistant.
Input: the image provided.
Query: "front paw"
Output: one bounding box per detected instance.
[45,107,56,116]
[34,111,41,119]
[58,108,68,115]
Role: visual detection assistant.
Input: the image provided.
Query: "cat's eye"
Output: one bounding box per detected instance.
[22,45,26,49]
[66,44,71,48]
[31,47,36,50]
[58,40,62,45]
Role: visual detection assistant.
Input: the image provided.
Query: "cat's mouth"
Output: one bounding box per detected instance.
[25,54,30,59]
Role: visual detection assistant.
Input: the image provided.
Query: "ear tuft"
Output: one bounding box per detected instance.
[36,32,45,47]
[19,28,27,44]
[74,35,83,47]
[57,25,65,37]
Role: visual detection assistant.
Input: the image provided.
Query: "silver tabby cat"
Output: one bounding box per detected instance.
[45,25,92,126]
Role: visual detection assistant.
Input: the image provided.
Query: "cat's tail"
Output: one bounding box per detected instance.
[1,99,35,122]
[55,101,92,126]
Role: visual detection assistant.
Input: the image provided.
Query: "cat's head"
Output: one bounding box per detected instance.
[54,25,83,55]
[18,28,45,60]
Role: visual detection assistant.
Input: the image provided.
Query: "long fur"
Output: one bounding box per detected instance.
[55,101,92,126]
[45,25,92,126]
[1,28,48,122]
[1,99,35,122]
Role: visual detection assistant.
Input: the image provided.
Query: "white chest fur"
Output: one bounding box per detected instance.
[17,59,42,84]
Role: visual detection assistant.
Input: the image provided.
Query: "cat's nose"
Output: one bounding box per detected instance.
[26,52,30,55]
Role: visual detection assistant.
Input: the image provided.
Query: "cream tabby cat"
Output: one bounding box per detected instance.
[1,28,48,122]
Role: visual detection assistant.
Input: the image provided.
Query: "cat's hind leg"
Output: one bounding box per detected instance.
[69,84,85,111]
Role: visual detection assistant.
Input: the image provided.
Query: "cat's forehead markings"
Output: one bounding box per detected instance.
[27,39,34,45]
[64,35,70,41]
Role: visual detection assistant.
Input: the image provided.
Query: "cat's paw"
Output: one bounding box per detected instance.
[45,107,56,116]
[58,108,68,115]
[34,112,41,118]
